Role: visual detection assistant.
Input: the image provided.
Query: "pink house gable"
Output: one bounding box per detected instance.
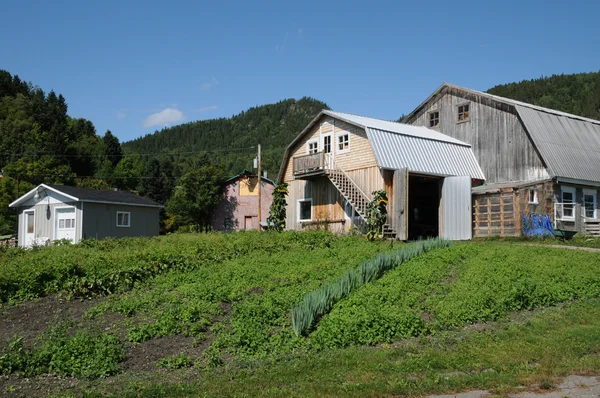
[211,173,275,231]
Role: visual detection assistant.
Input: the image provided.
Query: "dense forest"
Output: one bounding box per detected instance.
[123,97,330,176]
[486,71,600,120]
[2,69,600,236]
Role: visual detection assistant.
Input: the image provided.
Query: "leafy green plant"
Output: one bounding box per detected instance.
[366,190,388,240]
[267,182,288,232]
[157,354,193,369]
[0,325,124,378]
[291,238,451,336]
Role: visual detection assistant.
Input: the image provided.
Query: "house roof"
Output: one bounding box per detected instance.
[224,170,275,185]
[277,110,485,181]
[405,82,600,183]
[471,178,552,194]
[9,184,163,208]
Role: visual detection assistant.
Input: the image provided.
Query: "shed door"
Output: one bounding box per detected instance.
[393,168,409,240]
[23,211,35,248]
[441,176,471,240]
[55,208,76,242]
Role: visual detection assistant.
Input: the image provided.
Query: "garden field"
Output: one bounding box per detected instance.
[1,232,600,397]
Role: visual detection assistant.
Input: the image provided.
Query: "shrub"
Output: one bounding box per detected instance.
[157,354,193,369]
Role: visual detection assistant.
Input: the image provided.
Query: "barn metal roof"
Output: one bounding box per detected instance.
[367,128,485,179]
[324,110,469,146]
[405,82,600,183]
[277,109,485,181]
[515,105,600,183]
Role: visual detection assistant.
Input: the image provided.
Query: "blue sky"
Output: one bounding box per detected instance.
[1,0,599,142]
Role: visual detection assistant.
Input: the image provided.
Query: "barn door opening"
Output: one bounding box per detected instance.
[408,175,441,240]
[440,176,472,240]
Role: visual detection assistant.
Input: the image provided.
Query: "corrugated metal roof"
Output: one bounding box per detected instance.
[515,105,600,182]
[471,178,552,194]
[324,110,469,146]
[367,128,485,179]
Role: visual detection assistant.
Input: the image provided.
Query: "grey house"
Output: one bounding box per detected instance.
[405,83,600,237]
[9,184,163,247]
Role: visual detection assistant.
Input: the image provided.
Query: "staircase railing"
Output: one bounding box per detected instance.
[326,154,371,204]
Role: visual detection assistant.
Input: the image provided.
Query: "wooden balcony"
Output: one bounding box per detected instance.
[293,152,328,177]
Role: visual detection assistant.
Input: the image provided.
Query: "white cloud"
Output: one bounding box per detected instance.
[193,105,218,113]
[200,76,219,91]
[143,108,184,128]
[116,111,127,119]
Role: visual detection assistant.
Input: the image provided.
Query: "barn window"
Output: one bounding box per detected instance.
[528,189,538,204]
[429,111,440,127]
[457,104,470,122]
[337,133,349,152]
[116,211,131,227]
[307,140,319,154]
[584,189,597,219]
[298,198,312,222]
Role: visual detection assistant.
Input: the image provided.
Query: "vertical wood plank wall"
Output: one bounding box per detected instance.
[408,88,549,184]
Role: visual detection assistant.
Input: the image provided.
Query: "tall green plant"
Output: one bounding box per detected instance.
[366,190,388,240]
[267,182,288,232]
[291,238,451,336]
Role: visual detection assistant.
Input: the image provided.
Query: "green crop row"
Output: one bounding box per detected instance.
[291,238,451,336]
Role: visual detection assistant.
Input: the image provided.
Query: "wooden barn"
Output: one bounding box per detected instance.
[405,83,600,237]
[277,111,485,240]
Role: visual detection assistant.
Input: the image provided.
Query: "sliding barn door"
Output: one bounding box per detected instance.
[441,176,472,240]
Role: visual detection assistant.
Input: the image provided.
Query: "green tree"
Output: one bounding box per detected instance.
[139,158,174,204]
[102,130,123,167]
[166,164,226,229]
[267,182,288,231]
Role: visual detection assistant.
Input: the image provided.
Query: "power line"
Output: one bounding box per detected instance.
[0,146,257,159]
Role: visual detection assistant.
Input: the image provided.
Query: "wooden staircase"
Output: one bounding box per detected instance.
[325,156,396,238]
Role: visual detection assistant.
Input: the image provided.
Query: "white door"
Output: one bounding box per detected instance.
[441,176,472,240]
[23,211,35,247]
[322,134,333,169]
[55,208,76,242]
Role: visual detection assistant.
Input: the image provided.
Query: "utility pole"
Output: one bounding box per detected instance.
[257,144,262,231]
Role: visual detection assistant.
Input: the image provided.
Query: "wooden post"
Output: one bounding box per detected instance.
[257,144,262,231]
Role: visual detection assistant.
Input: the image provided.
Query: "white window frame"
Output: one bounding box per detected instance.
[297,198,312,222]
[528,189,538,204]
[583,189,597,219]
[337,132,350,154]
[22,208,36,248]
[561,186,576,220]
[53,205,77,242]
[306,140,319,155]
[321,133,332,154]
[116,211,131,228]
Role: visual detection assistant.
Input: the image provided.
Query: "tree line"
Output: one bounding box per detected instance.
[0,70,329,235]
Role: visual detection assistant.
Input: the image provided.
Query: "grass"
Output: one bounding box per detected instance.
[2,233,600,396]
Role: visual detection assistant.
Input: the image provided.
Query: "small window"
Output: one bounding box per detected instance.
[429,111,440,127]
[298,199,312,222]
[323,135,332,154]
[528,189,538,204]
[116,211,131,227]
[27,213,34,234]
[59,219,65,229]
[307,141,318,154]
[458,104,470,122]
[337,133,349,152]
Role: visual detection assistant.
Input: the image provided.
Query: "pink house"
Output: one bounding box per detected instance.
[211,170,275,231]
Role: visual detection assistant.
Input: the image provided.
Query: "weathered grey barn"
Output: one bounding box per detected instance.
[405,83,600,236]
[9,184,163,247]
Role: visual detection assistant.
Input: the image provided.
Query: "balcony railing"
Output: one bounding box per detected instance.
[293,152,330,176]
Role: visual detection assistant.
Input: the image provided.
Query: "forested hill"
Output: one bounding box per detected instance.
[123,97,330,176]
[486,71,600,120]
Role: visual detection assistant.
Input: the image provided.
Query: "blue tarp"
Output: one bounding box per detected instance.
[521,213,554,237]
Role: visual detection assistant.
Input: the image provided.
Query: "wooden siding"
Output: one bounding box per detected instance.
[473,180,554,237]
[81,203,159,239]
[283,115,378,182]
[409,89,549,184]
[17,202,83,246]
[555,184,600,234]
[285,167,386,232]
